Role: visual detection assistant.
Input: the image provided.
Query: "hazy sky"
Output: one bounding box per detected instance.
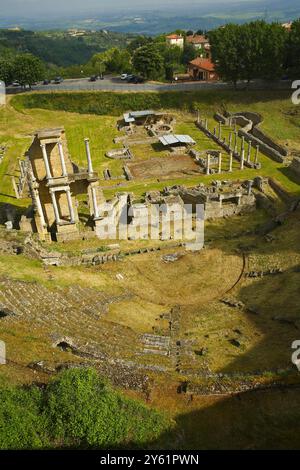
[0,0,263,17]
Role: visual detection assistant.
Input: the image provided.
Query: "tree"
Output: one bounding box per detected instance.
[44,368,171,448]
[186,30,194,36]
[259,22,287,80]
[107,48,132,73]
[286,19,300,77]
[127,35,153,54]
[132,45,164,80]
[13,53,45,88]
[0,56,14,84]
[209,24,244,88]
[182,43,198,65]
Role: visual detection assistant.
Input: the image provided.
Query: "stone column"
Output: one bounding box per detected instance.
[58,141,68,177]
[197,110,200,124]
[50,189,60,224]
[205,119,208,131]
[84,138,94,175]
[234,132,238,153]
[206,153,210,175]
[229,151,233,172]
[41,144,52,180]
[66,188,75,223]
[229,132,233,150]
[91,187,100,218]
[240,149,245,170]
[218,152,222,174]
[247,180,253,196]
[11,177,20,199]
[18,159,25,178]
[255,145,259,164]
[34,189,46,227]
[247,140,252,163]
[240,136,245,154]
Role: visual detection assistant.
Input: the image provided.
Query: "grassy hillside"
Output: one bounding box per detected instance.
[0,29,135,67]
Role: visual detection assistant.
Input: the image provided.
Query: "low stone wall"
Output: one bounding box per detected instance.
[228,111,288,163]
[291,157,300,176]
[205,196,256,220]
[238,128,285,163]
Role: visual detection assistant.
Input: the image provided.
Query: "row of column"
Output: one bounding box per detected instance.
[199,116,260,170]
[50,187,75,225]
[206,151,233,175]
[39,138,95,226]
[41,138,94,180]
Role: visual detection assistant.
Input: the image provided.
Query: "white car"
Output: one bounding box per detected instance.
[120,74,129,80]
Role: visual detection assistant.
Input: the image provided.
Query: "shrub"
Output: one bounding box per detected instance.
[0,368,172,449]
[43,368,170,448]
[0,385,47,449]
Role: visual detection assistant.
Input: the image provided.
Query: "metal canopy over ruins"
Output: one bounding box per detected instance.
[159,134,196,146]
[123,110,156,124]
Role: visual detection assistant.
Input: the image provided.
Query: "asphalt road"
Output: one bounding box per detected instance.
[7,76,293,94]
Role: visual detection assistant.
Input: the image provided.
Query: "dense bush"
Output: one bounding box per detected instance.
[0,368,171,449]
[12,91,201,116]
[0,385,47,449]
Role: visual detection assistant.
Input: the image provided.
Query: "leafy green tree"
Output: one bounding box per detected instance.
[0,56,14,84]
[182,43,198,64]
[127,36,153,54]
[44,368,171,448]
[260,22,287,80]
[13,53,45,87]
[287,19,300,77]
[107,48,132,73]
[0,385,47,449]
[133,45,164,80]
[209,23,242,88]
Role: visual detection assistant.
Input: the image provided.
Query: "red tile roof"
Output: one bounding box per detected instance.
[189,58,216,72]
[186,35,208,44]
[166,34,183,40]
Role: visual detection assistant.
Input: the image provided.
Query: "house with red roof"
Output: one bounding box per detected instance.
[186,34,210,51]
[188,57,219,82]
[166,34,184,49]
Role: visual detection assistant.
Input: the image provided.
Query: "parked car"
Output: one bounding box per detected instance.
[127,75,144,84]
[120,73,129,80]
[54,76,63,84]
[43,79,51,85]
[12,81,21,87]
[89,75,97,82]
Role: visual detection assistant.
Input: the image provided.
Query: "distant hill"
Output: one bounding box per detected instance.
[0,0,300,34]
[0,29,136,67]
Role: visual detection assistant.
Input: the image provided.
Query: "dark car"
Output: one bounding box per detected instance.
[43,79,51,85]
[127,75,144,84]
[89,75,97,82]
[54,77,63,84]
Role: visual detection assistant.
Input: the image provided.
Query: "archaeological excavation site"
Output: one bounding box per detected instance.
[1,89,300,450]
